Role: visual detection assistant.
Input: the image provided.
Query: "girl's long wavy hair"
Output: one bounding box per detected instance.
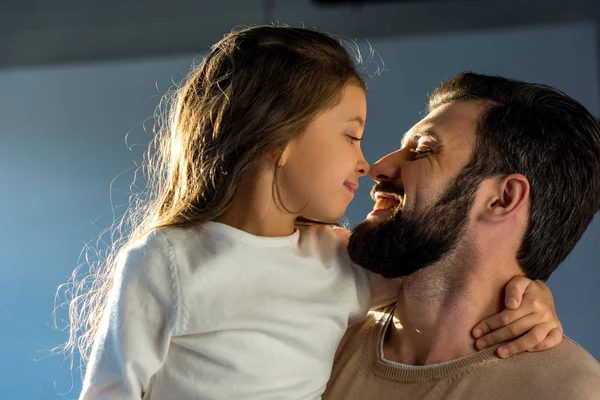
[59,25,367,364]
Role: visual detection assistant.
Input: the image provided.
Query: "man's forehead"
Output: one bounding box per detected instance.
[401,101,483,146]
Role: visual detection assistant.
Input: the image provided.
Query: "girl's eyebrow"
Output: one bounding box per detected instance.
[346,116,365,127]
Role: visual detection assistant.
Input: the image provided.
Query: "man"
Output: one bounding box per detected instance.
[324,72,600,399]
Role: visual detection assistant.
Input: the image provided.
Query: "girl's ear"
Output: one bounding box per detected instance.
[277,142,294,168]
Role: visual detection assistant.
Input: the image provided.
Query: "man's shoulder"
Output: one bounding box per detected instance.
[489,337,600,397]
[520,336,600,372]
[557,337,600,364]
[543,337,600,379]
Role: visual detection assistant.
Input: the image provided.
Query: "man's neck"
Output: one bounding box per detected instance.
[383,254,520,365]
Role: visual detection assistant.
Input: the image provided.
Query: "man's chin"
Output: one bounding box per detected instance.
[347,211,452,280]
[347,217,403,278]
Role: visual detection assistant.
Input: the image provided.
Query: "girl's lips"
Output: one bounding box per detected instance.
[344,182,358,193]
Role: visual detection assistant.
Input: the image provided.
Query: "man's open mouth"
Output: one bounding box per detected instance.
[373,193,403,211]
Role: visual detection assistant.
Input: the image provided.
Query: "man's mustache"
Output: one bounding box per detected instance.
[370,181,405,201]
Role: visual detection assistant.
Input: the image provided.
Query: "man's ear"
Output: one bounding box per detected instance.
[485,174,530,222]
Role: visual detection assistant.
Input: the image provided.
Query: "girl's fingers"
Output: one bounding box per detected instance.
[472,307,530,339]
[475,314,539,350]
[504,276,532,309]
[495,322,555,358]
[528,327,564,352]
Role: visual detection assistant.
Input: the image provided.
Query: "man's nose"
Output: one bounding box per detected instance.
[369,151,402,183]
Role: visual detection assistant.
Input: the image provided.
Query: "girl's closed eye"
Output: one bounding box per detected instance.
[346,134,363,144]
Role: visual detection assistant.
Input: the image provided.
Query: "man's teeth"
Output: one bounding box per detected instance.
[374,198,401,210]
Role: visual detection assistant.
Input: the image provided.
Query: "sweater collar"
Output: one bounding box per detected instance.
[366,306,503,383]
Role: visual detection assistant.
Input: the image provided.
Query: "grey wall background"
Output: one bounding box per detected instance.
[1,15,598,400]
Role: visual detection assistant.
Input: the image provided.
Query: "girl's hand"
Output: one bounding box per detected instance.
[472,276,563,358]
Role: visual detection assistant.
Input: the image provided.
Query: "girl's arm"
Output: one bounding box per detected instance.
[80,230,179,400]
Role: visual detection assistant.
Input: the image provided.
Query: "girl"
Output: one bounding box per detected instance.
[68,26,562,399]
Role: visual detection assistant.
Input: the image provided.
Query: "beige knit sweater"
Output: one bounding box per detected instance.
[324,307,600,399]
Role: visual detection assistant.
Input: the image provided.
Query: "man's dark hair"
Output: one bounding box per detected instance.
[430,72,600,281]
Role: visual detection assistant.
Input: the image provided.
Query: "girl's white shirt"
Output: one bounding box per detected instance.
[80,221,370,400]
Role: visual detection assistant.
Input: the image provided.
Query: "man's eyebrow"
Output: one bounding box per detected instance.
[401,130,441,148]
[347,116,365,127]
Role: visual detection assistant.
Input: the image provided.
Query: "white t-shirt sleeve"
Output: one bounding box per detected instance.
[346,261,371,325]
[326,227,371,325]
[80,230,180,400]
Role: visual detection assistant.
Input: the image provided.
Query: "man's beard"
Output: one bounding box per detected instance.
[348,169,482,279]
